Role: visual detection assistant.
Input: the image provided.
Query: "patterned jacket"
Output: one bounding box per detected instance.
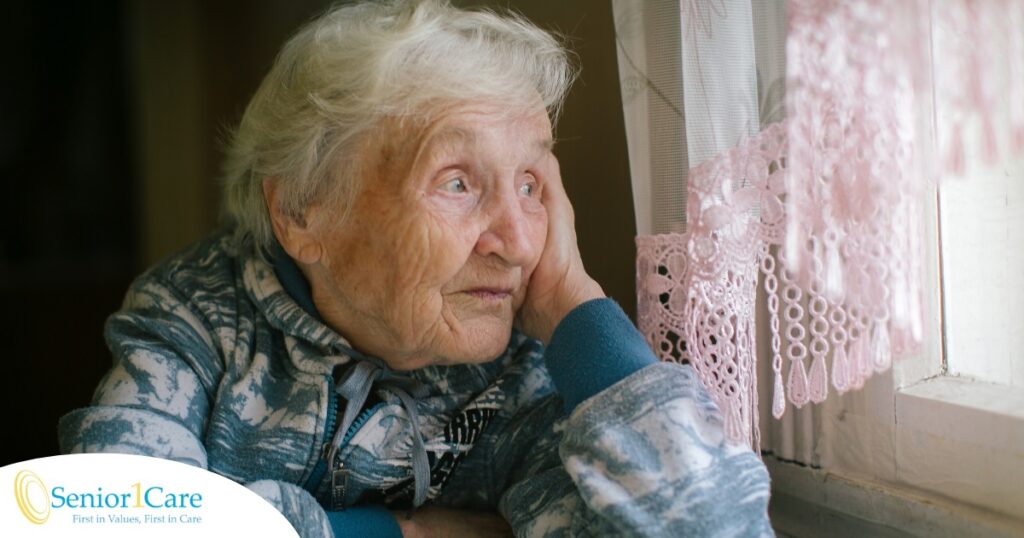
[59,232,774,537]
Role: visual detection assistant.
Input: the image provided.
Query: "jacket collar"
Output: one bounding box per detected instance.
[241,241,355,375]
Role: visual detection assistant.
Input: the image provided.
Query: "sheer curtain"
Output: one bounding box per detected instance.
[614,0,1024,453]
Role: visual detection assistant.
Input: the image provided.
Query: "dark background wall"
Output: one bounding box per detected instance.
[0,0,635,466]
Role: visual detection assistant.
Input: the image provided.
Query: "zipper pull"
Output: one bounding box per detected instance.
[322,442,348,511]
[330,463,348,511]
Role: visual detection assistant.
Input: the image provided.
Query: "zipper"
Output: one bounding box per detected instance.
[302,374,339,493]
[339,403,382,447]
[301,374,385,505]
[326,403,383,509]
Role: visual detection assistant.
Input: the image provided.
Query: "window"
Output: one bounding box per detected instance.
[768,10,1024,533]
[889,95,1024,520]
[939,146,1024,388]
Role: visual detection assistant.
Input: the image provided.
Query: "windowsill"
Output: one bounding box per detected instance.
[897,375,1024,449]
[767,456,1024,538]
[768,374,1024,537]
[892,375,1024,520]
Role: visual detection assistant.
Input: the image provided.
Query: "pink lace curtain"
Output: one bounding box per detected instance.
[614,0,1024,448]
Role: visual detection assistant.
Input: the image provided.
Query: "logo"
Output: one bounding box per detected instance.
[14,469,51,524]
[2,454,298,536]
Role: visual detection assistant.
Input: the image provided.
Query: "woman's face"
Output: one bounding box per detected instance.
[305,104,553,370]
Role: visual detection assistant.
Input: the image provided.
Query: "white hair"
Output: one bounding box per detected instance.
[221,0,577,255]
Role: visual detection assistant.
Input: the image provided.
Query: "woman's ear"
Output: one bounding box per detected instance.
[263,178,323,265]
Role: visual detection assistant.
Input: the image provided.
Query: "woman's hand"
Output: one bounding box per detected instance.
[394,506,513,538]
[517,154,605,343]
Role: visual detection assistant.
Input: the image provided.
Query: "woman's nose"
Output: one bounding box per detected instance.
[474,190,537,266]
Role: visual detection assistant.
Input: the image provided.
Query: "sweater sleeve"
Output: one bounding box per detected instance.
[496,301,775,537]
[57,276,335,538]
[543,298,657,412]
[325,506,402,538]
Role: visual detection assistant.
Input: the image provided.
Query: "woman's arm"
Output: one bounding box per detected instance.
[58,275,334,538]
[59,276,221,465]
[498,299,774,536]
[499,362,774,537]
[502,157,774,536]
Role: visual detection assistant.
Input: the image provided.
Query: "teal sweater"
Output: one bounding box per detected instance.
[59,232,773,537]
[270,239,659,536]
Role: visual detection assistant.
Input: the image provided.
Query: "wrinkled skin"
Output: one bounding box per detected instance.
[267,103,603,371]
[267,103,605,535]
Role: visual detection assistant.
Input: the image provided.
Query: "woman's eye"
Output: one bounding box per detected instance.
[440,177,468,194]
[519,175,539,197]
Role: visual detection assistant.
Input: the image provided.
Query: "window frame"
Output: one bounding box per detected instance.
[767,174,1024,533]
[771,149,1024,525]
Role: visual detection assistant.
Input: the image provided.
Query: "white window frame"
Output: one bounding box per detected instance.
[891,147,1024,520]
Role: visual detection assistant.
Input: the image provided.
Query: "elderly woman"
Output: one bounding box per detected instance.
[59,1,772,537]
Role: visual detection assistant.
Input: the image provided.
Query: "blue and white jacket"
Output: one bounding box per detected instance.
[59,232,773,537]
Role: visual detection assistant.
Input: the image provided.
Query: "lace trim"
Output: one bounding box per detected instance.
[636,0,1023,448]
[637,114,928,445]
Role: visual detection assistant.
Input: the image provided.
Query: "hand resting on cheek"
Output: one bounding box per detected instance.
[516,153,606,344]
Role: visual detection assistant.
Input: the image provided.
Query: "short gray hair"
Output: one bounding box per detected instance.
[221,0,577,255]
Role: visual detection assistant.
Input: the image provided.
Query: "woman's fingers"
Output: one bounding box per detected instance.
[535,155,574,278]
[517,154,604,343]
[540,153,573,228]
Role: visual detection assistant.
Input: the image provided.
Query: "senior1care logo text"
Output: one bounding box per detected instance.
[1,454,298,537]
[13,468,202,526]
